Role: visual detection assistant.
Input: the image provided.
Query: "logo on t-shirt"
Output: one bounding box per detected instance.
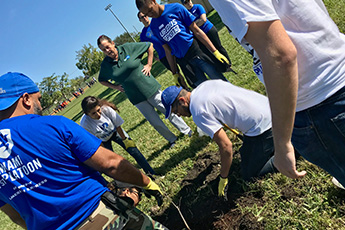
[124,55,130,61]
[159,19,181,42]
[0,129,13,159]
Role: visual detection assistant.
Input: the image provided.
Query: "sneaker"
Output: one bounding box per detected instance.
[187,130,193,137]
[332,177,345,190]
[169,142,176,149]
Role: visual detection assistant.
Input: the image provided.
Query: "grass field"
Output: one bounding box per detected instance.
[2,1,345,229]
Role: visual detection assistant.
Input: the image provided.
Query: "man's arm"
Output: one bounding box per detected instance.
[99,81,124,92]
[142,43,154,76]
[195,13,207,27]
[0,204,27,229]
[213,128,233,178]
[244,20,306,178]
[190,22,229,64]
[84,146,163,205]
[84,146,149,187]
[162,44,178,74]
[189,22,216,52]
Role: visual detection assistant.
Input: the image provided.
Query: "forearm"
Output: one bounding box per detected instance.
[146,43,154,67]
[213,129,233,178]
[245,20,298,152]
[195,18,205,27]
[195,14,207,27]
[116,126,126,140]
[191,23,216,52]
[219,145,233,178]
[85,146,150,187]
[163,45,178,74]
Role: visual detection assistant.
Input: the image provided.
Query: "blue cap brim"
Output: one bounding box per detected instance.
[0,96,20,111]
[165,105,172,119]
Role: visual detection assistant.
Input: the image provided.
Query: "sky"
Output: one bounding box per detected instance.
[0,0,145,83]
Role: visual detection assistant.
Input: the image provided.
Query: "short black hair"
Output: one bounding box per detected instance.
[136,0,147,10]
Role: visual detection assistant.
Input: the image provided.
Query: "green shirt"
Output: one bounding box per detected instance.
[98,42,161,105]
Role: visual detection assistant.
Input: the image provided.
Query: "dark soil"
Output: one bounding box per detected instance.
[153,151,266,230]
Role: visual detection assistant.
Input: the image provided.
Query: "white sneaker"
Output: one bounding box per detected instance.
[332,177,345,190]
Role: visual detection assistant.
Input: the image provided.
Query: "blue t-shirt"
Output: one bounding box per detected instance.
[188,4,213,33]
[150,3,196,58]
[140,26,166,59]
[0,115,107,230]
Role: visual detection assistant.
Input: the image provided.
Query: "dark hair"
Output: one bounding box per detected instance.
[136,0,148,10]
[97,35,113,47]
[81,96,119,115]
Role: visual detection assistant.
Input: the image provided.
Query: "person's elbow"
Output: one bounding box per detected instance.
[275,45,297,69]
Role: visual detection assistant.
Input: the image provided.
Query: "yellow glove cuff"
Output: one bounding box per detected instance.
[123,139,136,149]
[143,178,162,193]
[218,177,228,197]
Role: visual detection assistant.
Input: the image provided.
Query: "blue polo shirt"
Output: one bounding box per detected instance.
[150,3,196,58]
[140,26,166,59]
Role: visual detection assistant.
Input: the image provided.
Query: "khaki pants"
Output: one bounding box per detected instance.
[75,200,168,230]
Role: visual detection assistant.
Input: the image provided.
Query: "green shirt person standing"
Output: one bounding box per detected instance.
[97,35,192,147]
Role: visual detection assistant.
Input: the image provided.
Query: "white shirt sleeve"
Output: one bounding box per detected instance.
[102,106,124,128]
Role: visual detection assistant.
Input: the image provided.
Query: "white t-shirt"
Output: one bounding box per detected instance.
[209,0,345,111]
[80,106,124,142]
[190,80,272,138]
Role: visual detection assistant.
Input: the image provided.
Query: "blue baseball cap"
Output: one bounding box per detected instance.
[0,72,39,111]
[161,86,182,119]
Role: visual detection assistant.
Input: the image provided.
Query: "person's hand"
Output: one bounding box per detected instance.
[218,176,228,197]
[123,139,136,149]
[213,50,230,65]
[143,177,163,206]
[115,85,125,92]
[173,73,181,86]
[142,64,152,76]
[173,73,189,89]
[273,142,306,179]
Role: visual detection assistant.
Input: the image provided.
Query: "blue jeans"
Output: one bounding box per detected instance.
[239,129,277,181]
[189,56,228,86]
[292,86,345,187]
[103,133,155,175]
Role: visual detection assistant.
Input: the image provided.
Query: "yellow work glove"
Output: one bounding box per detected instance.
[213,50,230,65]
[173,73,181,86]
[143,177,163,206]
[218,176,228,197]
[123,138,136,150]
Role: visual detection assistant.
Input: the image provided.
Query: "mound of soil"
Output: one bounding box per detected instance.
[153,151,266,230]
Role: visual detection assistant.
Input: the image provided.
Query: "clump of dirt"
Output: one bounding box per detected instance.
[153,151,266,230]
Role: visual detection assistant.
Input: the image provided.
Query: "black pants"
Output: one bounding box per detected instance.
[160,56,198,88]
[197,26,231,73]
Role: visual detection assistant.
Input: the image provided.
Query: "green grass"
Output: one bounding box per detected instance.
[2,1,345,229]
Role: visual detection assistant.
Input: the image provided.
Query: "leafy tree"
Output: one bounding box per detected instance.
[58,73,71,101]
[114,32,139,45]
[39,74,60,109]
[75,44,104,77]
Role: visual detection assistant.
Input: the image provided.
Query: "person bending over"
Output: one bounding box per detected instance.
[80,96,155,175]
[162,80,278,197]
